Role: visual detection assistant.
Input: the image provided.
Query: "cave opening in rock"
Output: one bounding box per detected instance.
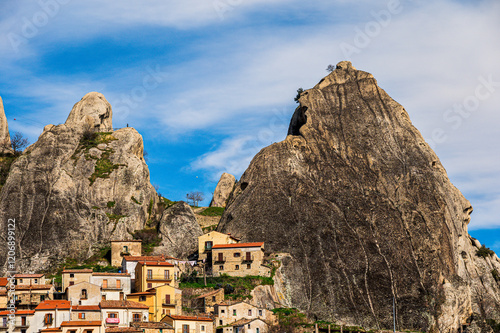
[287,106,308,136]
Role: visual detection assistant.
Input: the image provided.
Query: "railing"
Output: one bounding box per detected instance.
[214,256,226,264]
[120,251,131,256]
[146,275,172,281]
[204,246,213,252]
[102,285,123,290]
[162,302,175,306]
[242,255,254,263]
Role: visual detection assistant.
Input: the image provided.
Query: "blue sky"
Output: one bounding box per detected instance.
[1,0,499,250]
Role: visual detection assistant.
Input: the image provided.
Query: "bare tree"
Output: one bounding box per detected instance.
[326,64,335,72]
[11,132,29,155]
[186,191,204,207]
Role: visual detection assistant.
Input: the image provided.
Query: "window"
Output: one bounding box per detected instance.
[102,279,108,288]
[235,265,239,270]
[246,264,251,269]
[165,294,171,305]
[163,309,166,314]
[219,265,224,271]
[19,279,23,284]
[248,310,252,316]
[133,313,141,322]
[68,330,77,333]
[139,296,146,302]
[246,252,251,261]
[147,269,153,279]
[102,295,107,301]
[3,317,7,326]
[108,313,117,318]
[233,253,240,258]
[69,281,74,286]
[258,310,262,316]
[182,324,189,333]
[219,320,223,325]
[233,309,236,316]
[205,241,213,250]
[221,309,225,314]
[164,270,170,279]
[120,292,124,300]
[212,296,216,302]
[256,328,260,333]
[70,274,74,278]
[21,316,26,326]
[116,280,121,288]
[78,313,86,319]
[21,330,26,333]
[218,253,224,262]
[40,295,45,301]
[81,289,88,299]
[201,325,205,331]
[34,279,38,284]
[123,246,128,253]
[248,324,251,329]
[84,330,93,333]
[147,283,152,288]
[44,313,53,325]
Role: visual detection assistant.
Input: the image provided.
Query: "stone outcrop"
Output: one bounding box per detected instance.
[210,172,236,208]
[218,62,500,332]
[0,96,13,154]
[155,201,203,258]
[0,92,157,273]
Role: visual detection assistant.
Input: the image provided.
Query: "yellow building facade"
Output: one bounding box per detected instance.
[135,262,175,292]
[127,284,182,321]
[198,231,240,262]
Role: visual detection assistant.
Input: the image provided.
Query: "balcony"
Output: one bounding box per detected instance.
[102,285,123,291]
[162,302,175,307]
[106,318,120,324]
[214,256,226,264]
[120,251,131,256]
[242,255,254,263]
[146,275,172,282]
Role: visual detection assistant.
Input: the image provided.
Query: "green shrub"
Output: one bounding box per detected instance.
[476,245,495,258]
[199,207,225,216]
[132,228,162,254]
[493,269,500,282]
[131,196,142,205]
[107,201,116,208]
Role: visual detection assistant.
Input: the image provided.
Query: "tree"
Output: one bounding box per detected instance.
[10,132,29,154]
[294,88,304,103]
[326,64,335,72]
[186,191,204,207]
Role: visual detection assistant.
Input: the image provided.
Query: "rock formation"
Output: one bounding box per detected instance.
[218,62,500,332]
[155,201,203,258]
[0,92,157,273]
[0,96,13,155]
[210,172,236,208]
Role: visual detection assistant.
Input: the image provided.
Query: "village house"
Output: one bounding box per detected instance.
[14,274,47,286]
[32,300,72,333]
[161,314,213,333]
[14,284,55,310]
[90,273,131,301]
[110,241,143,267]
[70,305,101,322]
[135,262,175,292]
[121,256,165,289]
[211,243,269,278]
[198,232,240,264]
[190,289,224,315]
[60,320,102,333]
[99,300,149,329]
[127,284,182,321]
[214,301,275,331]
[67,282,101,306]
[62,270,93,293]
[222,318,268,333]
[0,309,34,333]
[0,278,8,310]
[130,321,174,333]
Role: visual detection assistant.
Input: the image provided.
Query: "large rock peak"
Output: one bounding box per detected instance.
[0,96,12,154]
[218,62,500,332]
[210,172,236,208]
[65,92,113,132]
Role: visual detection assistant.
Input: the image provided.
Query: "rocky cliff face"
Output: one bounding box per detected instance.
[0,92,158,273]
[0,97,13,154]
[155,201,203,258]
[210,172,236,208]
[218,62,500,332]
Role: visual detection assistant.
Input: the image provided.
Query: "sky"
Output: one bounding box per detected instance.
[0,0,499,249]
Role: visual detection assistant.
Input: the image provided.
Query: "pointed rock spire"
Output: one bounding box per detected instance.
[0,96,13,154]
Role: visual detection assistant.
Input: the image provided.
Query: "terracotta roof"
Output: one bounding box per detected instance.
[71,305,100,311]
[92,272,130,277]
[62,269,93,273]
[14,274,44,278]
[100,300,149,309]
[0,278,8,287]
[212,242,264,249]
[0,291,6,295]
[35,300,71,310]
[15,284,53,291]
[106,327,142,333]
[196,288,224,299]
[230,318,253,327]
[127,291,155,296]
[138,261,174,267]
[0,310,35,315]
[122,255,165,261]
[131,322,173,329]
[61,321,102,327]
[41,328,62,332]
[165,314,213,322]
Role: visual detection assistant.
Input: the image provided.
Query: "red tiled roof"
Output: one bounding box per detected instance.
[71,305,100,311]
[127,291,155,296]
[131,322,173,329]
[35,300,71,310]
[61,321,102,326]
[138,261,174,267]
[0,278,8,287]
[15,284,53,291]
[41,328,62,332]
[100,300,149,309]
[196,288,224,299]
[0,310,34,316]
[14,274,44,278]
[62,269,93,273]
[122,255,165,262]
[212,242,264,249]
[92,272,130,277]
[166,314,213,322]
